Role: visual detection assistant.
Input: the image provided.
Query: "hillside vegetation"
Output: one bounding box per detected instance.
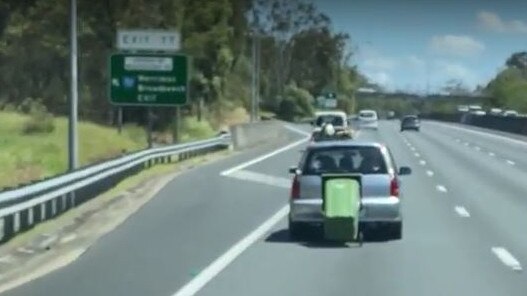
[0,111,145,189]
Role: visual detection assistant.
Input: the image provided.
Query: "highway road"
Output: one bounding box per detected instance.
[4,120,527,296]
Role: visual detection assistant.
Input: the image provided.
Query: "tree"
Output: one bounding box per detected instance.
[505,52,527,71]
[252,0,330,97]
[441,79,471,96]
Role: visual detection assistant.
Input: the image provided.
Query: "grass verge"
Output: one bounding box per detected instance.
[0,112,146,189]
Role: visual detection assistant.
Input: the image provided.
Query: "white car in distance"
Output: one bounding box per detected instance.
[358,110,379,130]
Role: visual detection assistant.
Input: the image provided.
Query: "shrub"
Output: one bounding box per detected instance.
[22,100,55,134]
[172,116,215,143]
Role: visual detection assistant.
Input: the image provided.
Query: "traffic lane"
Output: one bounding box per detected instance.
[2,134,304,296]
[423,121,527,169]
[198,122,526,296]
[403,123,527,270]
[246,125,381,179]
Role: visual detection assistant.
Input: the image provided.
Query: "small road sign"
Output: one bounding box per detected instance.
[117,30,180,52]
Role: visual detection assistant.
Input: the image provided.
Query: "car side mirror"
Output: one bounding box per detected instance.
[289,166,299,174]
[399,166,412,176]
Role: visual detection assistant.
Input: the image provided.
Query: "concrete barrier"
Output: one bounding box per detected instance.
[422,113,527,136]
[229,120,289,150]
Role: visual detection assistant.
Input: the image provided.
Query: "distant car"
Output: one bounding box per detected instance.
[503,110,518,117]
[457,105,469,113]
[358,110,379,130]
[400,115,420,132]
[387,111,396,119]
[489,108,503,116]
[312,111,348,130]
[470,110,486,116]
[288,140,411,240]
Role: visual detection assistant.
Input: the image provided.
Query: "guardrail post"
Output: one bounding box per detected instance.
[19,209,30,231]
[2,215,15,242]
[33,204,42,224]
[56,194,65,214]
[45,200,54,220]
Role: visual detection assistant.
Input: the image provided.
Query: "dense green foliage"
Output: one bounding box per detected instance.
[0,0,363,126]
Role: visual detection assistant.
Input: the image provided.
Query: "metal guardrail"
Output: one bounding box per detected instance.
[0,134,232,242]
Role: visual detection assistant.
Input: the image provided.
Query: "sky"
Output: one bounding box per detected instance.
[313,0,527,93]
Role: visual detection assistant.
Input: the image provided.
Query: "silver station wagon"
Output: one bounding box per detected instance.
[288,140,412,240]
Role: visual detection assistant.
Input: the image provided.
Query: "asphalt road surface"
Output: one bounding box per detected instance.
[4,120,527,296]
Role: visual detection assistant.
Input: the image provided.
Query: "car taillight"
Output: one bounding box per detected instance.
[290,176,300,199]
[390,177,399,197]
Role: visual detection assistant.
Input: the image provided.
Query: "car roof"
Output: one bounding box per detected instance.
[315,111,346,117]
[306,140,384,149]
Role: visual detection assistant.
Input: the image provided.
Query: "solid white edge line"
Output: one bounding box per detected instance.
[172,205,290,296]
[228,170,291,188]
[491,247,522,271]
[506,160,516,166]
[430,122,527,147]
[436,185,448,193]
[454,206,470,218]
[220,138,308,176]
[426,170,434,177]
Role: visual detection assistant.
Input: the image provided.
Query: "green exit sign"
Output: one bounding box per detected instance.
[109,53,189,106]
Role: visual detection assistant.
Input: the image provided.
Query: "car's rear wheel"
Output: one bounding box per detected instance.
[387,222,402,240]
[288,219,305,239]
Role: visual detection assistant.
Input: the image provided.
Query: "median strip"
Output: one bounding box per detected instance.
[227,170,290,189]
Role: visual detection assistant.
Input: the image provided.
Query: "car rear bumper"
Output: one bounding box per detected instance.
[289,197,401,223]
[359,121,378,129]
[401,125,420,129]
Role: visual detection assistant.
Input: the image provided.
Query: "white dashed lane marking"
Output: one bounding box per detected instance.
[492,247,522,272]
[426,170,434,177]
[419,160,426,166]
[506,160,516,166]
[436,185,448,193]
[454,206,470,218]
[489,152,495,157]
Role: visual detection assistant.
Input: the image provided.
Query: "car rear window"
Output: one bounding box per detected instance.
[403,117,418,123]
[316,115,344,127]
[360,112,376,119]
[303,146,388,175]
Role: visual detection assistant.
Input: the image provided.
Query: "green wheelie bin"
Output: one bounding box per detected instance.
[321,174,362,242]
